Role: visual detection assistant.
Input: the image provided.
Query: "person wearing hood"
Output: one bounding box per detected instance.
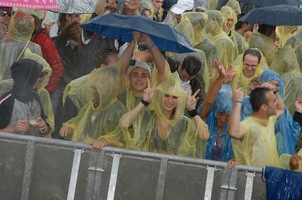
[0,10,42,81]
[59,65,127,150]
[0,59,50,136]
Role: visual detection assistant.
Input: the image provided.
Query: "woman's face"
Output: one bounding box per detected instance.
[243,54,259,78]
[216,112,229,128]
[162,93,178,111]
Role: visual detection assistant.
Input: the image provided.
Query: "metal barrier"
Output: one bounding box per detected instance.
[0,132,266,200]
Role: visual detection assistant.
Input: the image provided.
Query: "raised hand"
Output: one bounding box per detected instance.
[143,78,156,103]
[232,88,245,102]
[187,89,200,111]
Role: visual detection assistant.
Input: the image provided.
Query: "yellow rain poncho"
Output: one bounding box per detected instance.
[174,14,195,46]
[205,10,237,67]
[270,46,302,115]
[139,72,208,158]
[231,116,281,167]
[249,31,278,66]
[63,65,126,146]
[225,0,241,15]
[183,12,220,85]
[221,6,247,55]
[276,26,298,48]
[0,10,42,81]
[231,49,265,95]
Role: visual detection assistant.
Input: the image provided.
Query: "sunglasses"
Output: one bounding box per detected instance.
[0,11,12,17]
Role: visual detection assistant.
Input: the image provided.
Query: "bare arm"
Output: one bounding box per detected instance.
[275,92,284,118]
[200,60,233,121]
[137,34,170,85]
[119,32,141,90]
[228,88,245,140]
[119,79,155,128]
[187,89,209,140]
[262,81,284,117]
[0,120,29,133]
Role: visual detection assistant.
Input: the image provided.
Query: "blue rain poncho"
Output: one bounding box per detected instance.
[203,91,234,161]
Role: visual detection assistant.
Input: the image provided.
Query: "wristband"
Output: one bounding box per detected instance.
[188,109,198,117]
[233,100,243,104]
[141,99,150,107]
[149,42,155,50]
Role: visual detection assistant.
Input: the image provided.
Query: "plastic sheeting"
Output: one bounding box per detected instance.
[263,166,302,200]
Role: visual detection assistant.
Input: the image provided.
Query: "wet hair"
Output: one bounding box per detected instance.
[181,56,202,76]
[258,24,276,37]
[243,48,261,64]
[95,47,119,68]
[62,22,81,42]
[166,56,181,73]
[250,87,271,112]
[31,14,43,39]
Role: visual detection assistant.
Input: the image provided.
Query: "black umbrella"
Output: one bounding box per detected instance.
[237,0,302,7]
[81,13,195,53]
[239,5,302,26]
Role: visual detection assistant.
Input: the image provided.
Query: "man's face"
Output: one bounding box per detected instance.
[243,54,259,78]
[265,90,277,116]
[129,67,149,92]
[178,66,195,82]
[152,0,163,11]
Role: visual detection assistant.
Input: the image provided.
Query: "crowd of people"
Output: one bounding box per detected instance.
[1,0,302,171]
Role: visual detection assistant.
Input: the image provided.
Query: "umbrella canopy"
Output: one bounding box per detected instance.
[239,5,302,26]
[0,0,59,10]
[81,13,195,53]
[237,0,302,7]
[52,0,97,13]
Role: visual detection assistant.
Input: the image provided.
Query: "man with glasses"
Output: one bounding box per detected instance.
[0,7,13,41]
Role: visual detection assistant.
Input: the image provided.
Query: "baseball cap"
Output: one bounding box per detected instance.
[170,0,194,14]
[127,61,151,75]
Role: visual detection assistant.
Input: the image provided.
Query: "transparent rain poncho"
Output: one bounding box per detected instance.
[276,26,298,48]
[174,14,195,46]
[183,12,220,85]
[203,91,234,162]
[123,72,208,158]
[294,42,302,72]
[221,6,247,55]
[225,0,241,15]
[240,70,300,155]
[231,115,281,167]
[262,70,300,155]
[0,49,54,135]
[249,31,278,66]
[270,46,302,115]
[0,10,42,81]
[205,10,237,67]
[63,65,126,146]
[284,29,302,49]
[166,49,210,94]
[231,53,263,95]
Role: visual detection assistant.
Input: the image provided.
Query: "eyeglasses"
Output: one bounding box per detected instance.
[0,11,12,17]
[244,63,258,69]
